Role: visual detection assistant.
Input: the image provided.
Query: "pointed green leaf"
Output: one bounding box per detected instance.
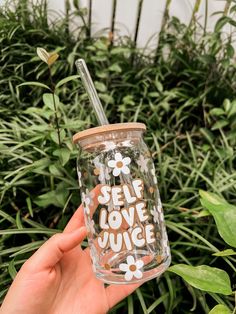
[209,304,231,314]
[43,93,60,111]
[200,190,236,248]
[168,264,232,295]
[53,148,71,166]
[17,82,51,90]
[213,249,236,257]
[8,259,17,280]
[55,75,80,89]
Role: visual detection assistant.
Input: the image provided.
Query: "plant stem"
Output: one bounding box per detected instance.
[48,66,61,146]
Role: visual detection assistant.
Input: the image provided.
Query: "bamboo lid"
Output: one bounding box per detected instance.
[73,122,146,144]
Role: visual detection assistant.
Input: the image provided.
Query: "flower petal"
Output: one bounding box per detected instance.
[108,160,116,168]
[115,152,123,161]
[119,263,129,272]
[124,270,133,281]
[135,260,144,269]
[113,168,121,177]
[133,269,143,279]
[123,157,131,166]
[127,255,135,265]
[121,165,130,175]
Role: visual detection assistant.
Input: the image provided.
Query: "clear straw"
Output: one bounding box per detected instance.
[75,58,109,125]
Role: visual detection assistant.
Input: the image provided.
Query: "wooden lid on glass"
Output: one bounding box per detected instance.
[73,122,146,144]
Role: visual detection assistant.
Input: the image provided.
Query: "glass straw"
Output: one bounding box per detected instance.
[75,59,109,126]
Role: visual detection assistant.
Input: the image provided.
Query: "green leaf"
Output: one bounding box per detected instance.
[55,75,80,89]
[26,197,34,217]
[49,164,63,177]
[210,108,225,116]
[0,228,57,235]
[17,82,51,90]
[34,182,69,208]
[43,93,60,111]
[200,190,236,248]
[223,99,231,113]
[168,264,232,295]
[214,16,231,32]
[8,259,17,280]
[213,249,236,257]
[95,81,107,92]
[209,304,231,314]
[53,148,71,166]
[108,64,122,73]
[211,120,228,130]
[50,129,66,144]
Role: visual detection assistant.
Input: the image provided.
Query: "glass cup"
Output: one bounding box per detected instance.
[73,123,171,284]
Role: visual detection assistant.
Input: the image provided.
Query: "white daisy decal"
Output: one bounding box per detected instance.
[121,140,132,147]
[93,157,111,182]
[81,189,94,215]
[150,206,159,223]
[77,170,82,187]
[151,167,157,184]
[137,155,149,173]
[119,255,144,281]
[103,141,116,151]
[108,152,131,177]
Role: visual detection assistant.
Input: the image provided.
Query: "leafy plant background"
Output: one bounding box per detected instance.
[0,0,236,313]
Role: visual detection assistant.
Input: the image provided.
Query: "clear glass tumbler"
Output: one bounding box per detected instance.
[73,123,171,284]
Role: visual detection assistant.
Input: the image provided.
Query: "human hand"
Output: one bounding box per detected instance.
[0,187,142,314]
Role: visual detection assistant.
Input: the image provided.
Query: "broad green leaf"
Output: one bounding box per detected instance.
[17,82,51,90]
[168,264,232,295]
[210,108,225,116]
[50,129,66,144]
[43,93,60,111]
[211,119,228,130]
[49,164,63,177]
[95,81,107,92]
[99,93,114,104]
[213,249,236,257]
[223,99,231,113]
[200,190,236,248]
[109,63,122,73]
[34,182,69,208]
[55,75,80,89]
[53,148,71,166]
[209,304,231,314]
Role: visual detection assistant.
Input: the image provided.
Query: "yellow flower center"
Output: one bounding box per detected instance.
[104,263,111,270]
[116,161,123,168]
[94,168,100,175]
[129,264,137,272]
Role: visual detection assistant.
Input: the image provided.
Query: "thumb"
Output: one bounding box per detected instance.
[22,227,87,273]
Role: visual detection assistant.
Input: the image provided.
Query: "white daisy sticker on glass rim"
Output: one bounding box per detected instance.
[137,155,149,173]
[108,152,131,177]
[119,255,144,281]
